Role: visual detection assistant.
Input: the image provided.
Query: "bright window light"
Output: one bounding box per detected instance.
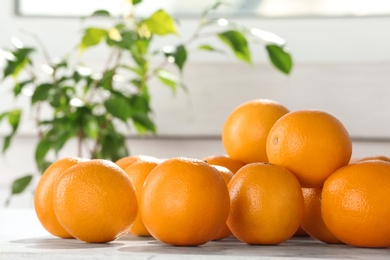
[17,0,390,17]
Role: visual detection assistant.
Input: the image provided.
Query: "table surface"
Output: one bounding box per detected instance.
[1,209,389,260]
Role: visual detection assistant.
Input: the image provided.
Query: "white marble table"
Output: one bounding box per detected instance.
[1,209,389,260]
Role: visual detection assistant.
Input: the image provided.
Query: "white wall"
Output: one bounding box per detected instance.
[1,0,390,207]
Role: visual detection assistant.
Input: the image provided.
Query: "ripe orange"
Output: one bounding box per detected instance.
[301,188,342,244]
[322,160,390,248]
[34,157,88,238]
[211,165,235,241]
[356,155,390,163]
[53,159,138,243]
[115,155,159,170]
[222,99,289,164]
[266,109,352,188]
[202,155,245,173]
[124,160,160,236]
[227,162,304,245]
[140,157,230,246]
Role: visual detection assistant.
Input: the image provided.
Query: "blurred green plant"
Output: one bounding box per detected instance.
[0,0,292,203]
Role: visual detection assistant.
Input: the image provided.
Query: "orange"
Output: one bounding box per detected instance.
[322,160,390,248]
[34,157,88,238]
[356,155,390,163]
[266,109,352,188]
[211,165,235,240]
[227,162,304,245]
[53,159,138,243]
[140,157,230,246]
[202,155,245,173]
[222,99,289,164]
[124,160,160,236]
[301,188,342,244]
[115,155,159,170]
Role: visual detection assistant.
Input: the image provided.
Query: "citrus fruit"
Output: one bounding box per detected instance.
[34,157,87,238]
[53,159,138,243]
[301,188,342,244]
[227,162,304,245]
[124,160,160,236]
[202,155,245,173]
[266,109,352,188]
[222,99,289,164]
[356,155,390,163]
[115,155,159,170]
[322,160,390,248]
[211,165,235,240]
[140,157,230,246]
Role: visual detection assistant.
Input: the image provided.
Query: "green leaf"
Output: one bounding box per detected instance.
[83,117,100,139]
[11,175,33,195]
[2,48,34,79]
[91,10,111,17]
[104,94,132,122]
[100,69,115,90]
[198,44,225,54]
[266,44,293,74]
[163,45,187,71]
[99,130,129,161]
[144,10,177,36]
[35,138,52,165]
[2,135,12,153]
[130,0,142,5]
[132,113,156,134]
[8,109,21,132]
[13,79,34,96]
[32,84,53,104]
[108,31,136,50]
[80,28,107,51]
[1,109,21,153]
[218,30,251,64]
[156,69,180,93]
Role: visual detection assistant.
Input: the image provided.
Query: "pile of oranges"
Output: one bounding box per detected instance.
[34,99,390,248]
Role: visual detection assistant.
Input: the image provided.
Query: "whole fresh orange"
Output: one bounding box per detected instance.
[124,160,160,236]
[211,165,235,240]
[53,159,138,243]
[222,99,289,164]
[140,157,230,246]
[115,155,159,170]
[202,155,245,173]
[301,188,342,244]
[34,157,87,238]
[322,160,390,248]
[266,109,352,187]
[227,162,304,245]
